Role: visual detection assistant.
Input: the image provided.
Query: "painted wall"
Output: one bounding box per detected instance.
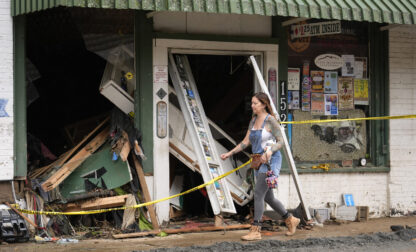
[0,0,14,180]
[153,12,271,37]
[388,25,416,215]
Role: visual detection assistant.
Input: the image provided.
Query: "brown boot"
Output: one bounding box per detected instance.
[241,225,261,241]
[285,215,300,236]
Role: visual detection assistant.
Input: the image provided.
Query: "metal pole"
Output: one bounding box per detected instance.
[249,56,311,220]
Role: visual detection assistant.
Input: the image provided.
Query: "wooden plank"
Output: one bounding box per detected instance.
[169,142,200,171]
[132,155,160,230]
[6,202,39,228]
[41,127,110,192]
[120,131,131,162]
[80,195,130,210]
[112,224,251,239]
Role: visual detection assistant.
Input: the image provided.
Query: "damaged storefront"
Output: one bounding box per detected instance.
[3,0,414,242]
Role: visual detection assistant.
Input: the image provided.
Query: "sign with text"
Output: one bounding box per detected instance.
[291,21,341,39]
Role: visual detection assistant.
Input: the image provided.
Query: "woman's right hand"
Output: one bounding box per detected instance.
[220,152,231,160]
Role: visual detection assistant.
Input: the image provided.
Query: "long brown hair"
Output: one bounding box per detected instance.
[253,92,276,119]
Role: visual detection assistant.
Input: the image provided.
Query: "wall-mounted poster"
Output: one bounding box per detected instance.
[324,94,338,115]
[288,91,300,110]
[301,76,311,111]
[311,70,325,91]
[338,77,354,110]
[354,57,367,79]
[288,68,300,90]
[302,62,310,76]
[354,79,369,105]
[341,55,355,77]
[324,71,338,93]
[311,92,325,115]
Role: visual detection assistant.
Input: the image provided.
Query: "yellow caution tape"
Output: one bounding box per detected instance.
[280,114,416,125]
[16,160,252,216]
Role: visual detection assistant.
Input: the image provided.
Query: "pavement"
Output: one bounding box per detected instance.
[2,216,416,252]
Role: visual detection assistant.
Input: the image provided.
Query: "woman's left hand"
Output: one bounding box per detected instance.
[261,150,272,163]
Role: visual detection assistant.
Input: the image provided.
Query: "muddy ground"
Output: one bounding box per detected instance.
[2,216,416,252]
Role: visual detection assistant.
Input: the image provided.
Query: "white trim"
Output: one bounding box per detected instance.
[155,39,278,52]
[153,38,279,222]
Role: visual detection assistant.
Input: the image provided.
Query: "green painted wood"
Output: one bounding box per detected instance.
[134,11,154,174]
[13,16,27,178]
[59,143,133,200]
[368,23,389,167]
[315,0,330,19]
[263,0,275,16]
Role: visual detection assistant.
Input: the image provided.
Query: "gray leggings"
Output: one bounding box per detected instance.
[254,173,288,224]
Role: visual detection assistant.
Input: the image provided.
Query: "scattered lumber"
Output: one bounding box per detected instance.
[119,131,131,162]
[112,224,251,239]
[132,155,160,230]
[65,194,131,212]
[41,126,110,192]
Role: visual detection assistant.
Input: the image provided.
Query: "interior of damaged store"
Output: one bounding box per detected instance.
[19,7,260,241]
[5,6,383,242]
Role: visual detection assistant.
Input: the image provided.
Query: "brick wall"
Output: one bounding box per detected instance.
[388,25,416,214]
[277,173,389,217]
[0,0,14,180]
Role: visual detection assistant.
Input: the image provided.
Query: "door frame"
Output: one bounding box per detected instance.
[152,38,278,223]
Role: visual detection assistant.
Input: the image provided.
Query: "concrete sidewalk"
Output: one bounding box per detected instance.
[3,216,416,252]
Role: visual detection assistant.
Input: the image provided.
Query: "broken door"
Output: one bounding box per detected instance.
[168,54,236,215]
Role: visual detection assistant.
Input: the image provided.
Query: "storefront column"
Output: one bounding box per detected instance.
[134,11,153,173]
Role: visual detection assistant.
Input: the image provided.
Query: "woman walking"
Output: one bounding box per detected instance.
[221,92,300,241]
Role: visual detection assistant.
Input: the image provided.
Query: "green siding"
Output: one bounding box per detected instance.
[13,16,27,178]
[134,11,154,174]
[11,0,416,25]
[369,23,390,167]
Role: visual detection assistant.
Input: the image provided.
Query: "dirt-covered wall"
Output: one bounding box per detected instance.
[388,25,416,215]
[0,0,14,180]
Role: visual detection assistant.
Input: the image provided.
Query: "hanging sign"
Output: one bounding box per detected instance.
[291,21,341,39]
[268,68,278,108]
[315,54,343,70]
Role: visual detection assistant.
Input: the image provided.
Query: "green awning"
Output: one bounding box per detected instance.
[11,0,416,25]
